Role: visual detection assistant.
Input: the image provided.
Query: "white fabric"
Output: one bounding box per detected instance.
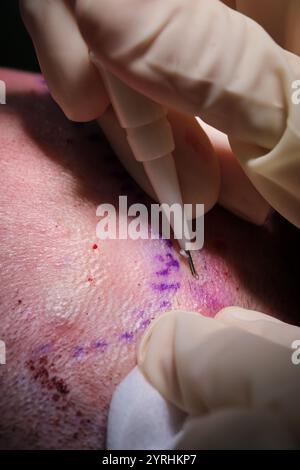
[107,367,187,450]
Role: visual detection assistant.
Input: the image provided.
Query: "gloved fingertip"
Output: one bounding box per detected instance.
[216,306,282,324]
[137,309,180,368]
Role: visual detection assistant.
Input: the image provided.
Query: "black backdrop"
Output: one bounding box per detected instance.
[0,0,39,72]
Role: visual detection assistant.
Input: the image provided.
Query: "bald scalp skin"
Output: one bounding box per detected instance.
[0,69,299,449]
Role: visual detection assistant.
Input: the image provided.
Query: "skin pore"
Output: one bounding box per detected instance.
[0,69,300,450]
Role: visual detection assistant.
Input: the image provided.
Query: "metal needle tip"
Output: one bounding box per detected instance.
[186,250,199,280]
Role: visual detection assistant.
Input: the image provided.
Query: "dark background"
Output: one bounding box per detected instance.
[0,1,40,72]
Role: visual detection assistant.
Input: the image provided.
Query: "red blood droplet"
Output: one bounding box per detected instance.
[92,244,98,250]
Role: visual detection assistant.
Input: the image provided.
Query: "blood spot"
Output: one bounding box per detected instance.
[26,356,70,396]
[52,377,70,395]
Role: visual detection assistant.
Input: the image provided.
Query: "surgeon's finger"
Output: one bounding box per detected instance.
[75,0,287,149]
[99,105,271,223]
[20,0,109,121]
[216,306,300,349]
[176,408,295,449]
[200,120,272,225]
[98,108,221,213]
[138,310,300,435]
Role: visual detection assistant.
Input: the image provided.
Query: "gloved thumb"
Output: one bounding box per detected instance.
[138,310,300,443]
[76,0,300,228]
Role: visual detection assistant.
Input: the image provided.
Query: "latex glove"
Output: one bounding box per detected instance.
[134,308,300,449]
[69,0,300,229]
[20,0,221,217]
[20,0,274,225]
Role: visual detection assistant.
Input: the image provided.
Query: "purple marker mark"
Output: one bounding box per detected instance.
[73,338,109,359]
[139,319,151,330]
[120,331,135,343]
[156,268,170,276]
[160,300,172,310]
[36,343,53,354]
[73,346,85,358]
[136,309,145,319]
[152,282,181,292]
[93,339,108,351]
[155,252,180,277]
[119,317,152,344]
[166,252,180,266]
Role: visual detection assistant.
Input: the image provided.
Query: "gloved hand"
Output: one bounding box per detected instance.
[20,0,291,225]
[116,308,300,449]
